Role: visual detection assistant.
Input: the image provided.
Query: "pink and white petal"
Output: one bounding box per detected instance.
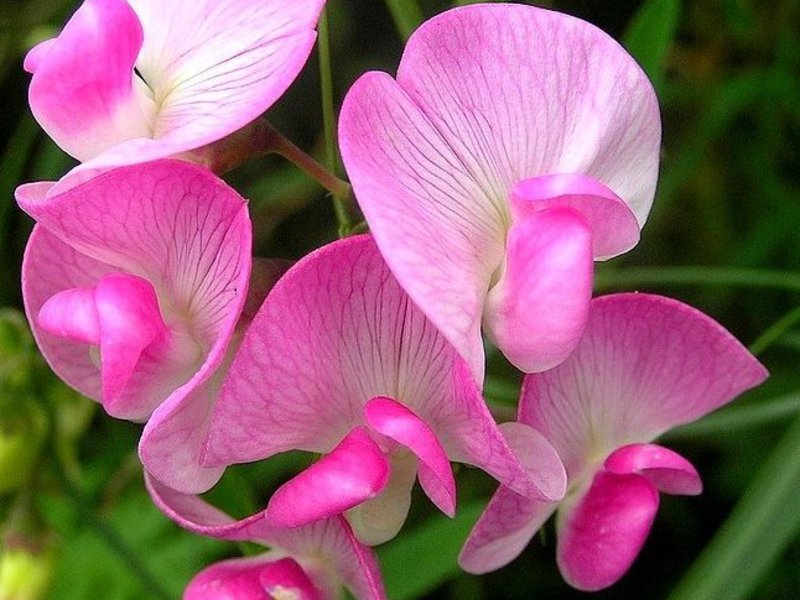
[126,0,324,155]
[557,471,659,591]
[346,452,417,546]
[38,286,100,345]
[207,235,475,465]
[605,443,702,496]
[484,206,593,373]
[26,0,154,161]
[511,174,641,260]
[364,397,455,517]
[460,486,557,574]
[185,555,324,600]
[520,293,768,479]
[147,477,387,600]
[396,4,661,226]
[266,428,390,528]
[340,72,507,383]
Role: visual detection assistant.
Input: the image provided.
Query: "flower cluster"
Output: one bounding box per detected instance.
[15,1,767,598]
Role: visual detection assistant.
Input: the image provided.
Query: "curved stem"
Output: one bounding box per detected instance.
[595,266,800,293]
[318,8,353,236]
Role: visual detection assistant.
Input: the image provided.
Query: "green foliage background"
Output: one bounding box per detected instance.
[0,0,798,598]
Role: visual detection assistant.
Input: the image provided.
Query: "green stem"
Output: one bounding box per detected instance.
[667,411,800,600]
[595,266,800,293]
[749,305,800,355]
[317,8,353,236]
[383,0,424,40]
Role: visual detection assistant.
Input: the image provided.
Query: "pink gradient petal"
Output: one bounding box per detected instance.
[460,486,556,575]
[511,174,641,260]
[364,396,455,517]
[605,443,702,496]
[185,556,323,600]
[20,160,251,478]
[339,72,501,383]
[207,235,557,504]
[26,0,153,161]
[557,471,659,591]
[23,38,56,73]
[266,428,390,527]
[484,207,593,373]
[139,261,286,494]
[147,476,387,600]
[520,293,768,479]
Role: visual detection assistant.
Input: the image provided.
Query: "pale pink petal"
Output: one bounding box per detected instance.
[557,471,659,591]
[364,396,455,517]
[185,556,323,600]
[520,293,768,479]
[394,4,661,226]
[19,161,251,424]
[511,174,641,260]
[605,443,702,496]
[339,72,501,383]
[484,207,593,373]
[147,476,387,600]
[459,486,556,574]
[125,0,324,158]
[26,0,153,161]
[266,428,390,528]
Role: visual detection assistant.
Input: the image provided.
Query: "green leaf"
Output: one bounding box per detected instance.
[378,502,483,599]
[622,0,681,93]
[667,411,800,600]
[383,0,424,41]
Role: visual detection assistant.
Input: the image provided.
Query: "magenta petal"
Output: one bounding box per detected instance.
[38,286,100,345]
[364,396,455,517]
[460,485,556,574]
[557,471,659,591]
[185,556,323,600]
[266,428,391,527]
[27,0,152,160]
[484,207,593,373]
[511,174,641,260]
[605,443,702,496]
[92,273,167,410]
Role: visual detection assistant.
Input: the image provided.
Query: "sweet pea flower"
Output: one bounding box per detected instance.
[202,235,566,545]
[24,0,324,181]
[339,4,660,381]
[17,160,256,493]
[147,477,386,600]
[459,294,768,591]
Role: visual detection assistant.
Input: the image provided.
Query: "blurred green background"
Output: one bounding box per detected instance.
[1,0,799,598]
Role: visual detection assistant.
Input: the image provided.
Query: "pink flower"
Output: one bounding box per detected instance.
[202,235,566,545]
[17,160,260,493]
[25,0,324,182]
[339,4,661,381]
[459,293,768,591]
[147,477,386,600]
